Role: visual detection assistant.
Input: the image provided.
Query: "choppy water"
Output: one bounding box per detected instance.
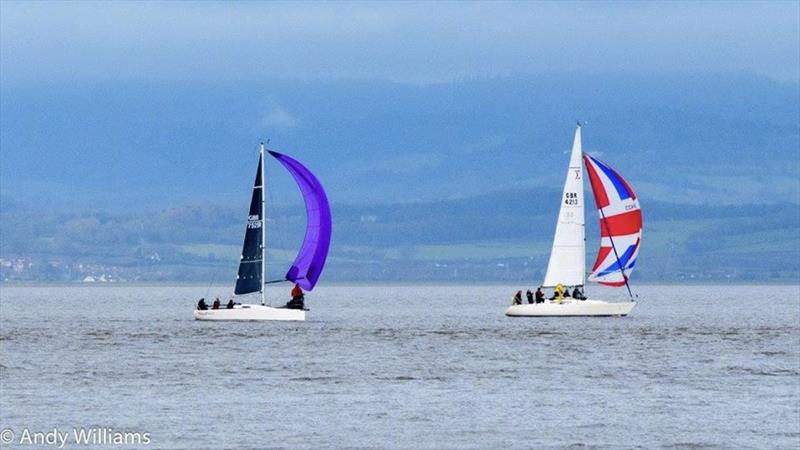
[1,284,799,449]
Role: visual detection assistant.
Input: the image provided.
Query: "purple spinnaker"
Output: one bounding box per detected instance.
[268,151,332,291]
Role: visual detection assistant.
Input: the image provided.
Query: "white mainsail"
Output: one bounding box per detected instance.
[542,124,585,287]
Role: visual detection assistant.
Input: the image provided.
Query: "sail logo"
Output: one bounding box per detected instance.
[574,169,581,180]
[247,215,262,229]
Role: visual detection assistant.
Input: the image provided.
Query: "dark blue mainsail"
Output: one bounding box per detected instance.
[234,155,263,295]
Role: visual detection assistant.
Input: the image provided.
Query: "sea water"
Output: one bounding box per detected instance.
[1,284,798,449]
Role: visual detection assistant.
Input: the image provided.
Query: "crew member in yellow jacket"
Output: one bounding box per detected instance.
[555,283,565,304]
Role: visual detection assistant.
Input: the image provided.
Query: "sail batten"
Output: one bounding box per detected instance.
[542,125,586,288]
[268,151,332,291]
[234,156,264,295]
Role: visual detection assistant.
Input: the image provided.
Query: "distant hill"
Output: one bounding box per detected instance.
[1,187,797,283]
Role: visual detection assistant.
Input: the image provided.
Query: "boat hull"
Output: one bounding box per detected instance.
[505,299,635,317]
[193,304,305,321]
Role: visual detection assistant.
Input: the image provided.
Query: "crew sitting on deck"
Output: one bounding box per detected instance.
[550,284,566,302]
[226,299,235,309]
[197,298,208,310]
[286,283,305,310]
[572,287,586,300]
[526,289,534,304]
[535,287,545,303]
[512,290,523,305]
[563,288,571,298]
[212,298,221,309]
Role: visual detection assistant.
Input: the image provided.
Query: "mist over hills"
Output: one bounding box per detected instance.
[2,73,798,212]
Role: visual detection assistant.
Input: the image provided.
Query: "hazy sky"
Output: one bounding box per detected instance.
[2,1,798,84]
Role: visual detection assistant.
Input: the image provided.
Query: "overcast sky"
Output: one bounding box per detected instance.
[1,1,798,84]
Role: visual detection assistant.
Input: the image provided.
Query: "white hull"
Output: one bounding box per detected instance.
[193,304,305,321]
[505,299,635,317]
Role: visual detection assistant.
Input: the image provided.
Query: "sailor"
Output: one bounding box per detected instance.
[526,289,534,304]
[291,283,304,301]
[572,286,586,300]
[549,284,564,300]
[512,290,523,305]
[197,298,208,310]
[554,283,565,303]
[226,299,235,309]
[287,283,305,310]
[535,287,545,303]
[563,287,571,298]
[212,298,221,309]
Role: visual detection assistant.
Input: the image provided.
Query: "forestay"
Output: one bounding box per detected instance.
[583,154,642,287]
[542,125,586,288]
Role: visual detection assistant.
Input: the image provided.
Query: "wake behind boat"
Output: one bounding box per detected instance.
[194,143,332,321]
[506,124,641,317]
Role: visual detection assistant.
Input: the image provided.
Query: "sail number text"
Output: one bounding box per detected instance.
[564,192,579,205]
[247,215,262,229]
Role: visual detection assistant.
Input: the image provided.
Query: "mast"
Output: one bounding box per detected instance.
[260,142,266,306]
[577,122,586,289]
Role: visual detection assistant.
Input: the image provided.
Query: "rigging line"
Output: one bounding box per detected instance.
[202,204,220,298]
[205,264,217,299]
[598,207,634,299]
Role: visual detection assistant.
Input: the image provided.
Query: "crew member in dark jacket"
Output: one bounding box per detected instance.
[526,289,534,304]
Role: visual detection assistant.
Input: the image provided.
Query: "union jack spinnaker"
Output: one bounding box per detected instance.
[583,154,642,292]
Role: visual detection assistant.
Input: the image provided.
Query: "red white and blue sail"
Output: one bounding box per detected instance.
[583,154,642,287]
